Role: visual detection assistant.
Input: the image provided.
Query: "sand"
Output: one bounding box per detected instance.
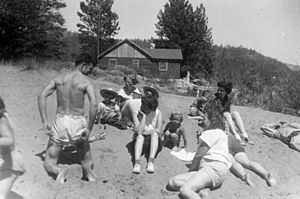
[0,65,300,199]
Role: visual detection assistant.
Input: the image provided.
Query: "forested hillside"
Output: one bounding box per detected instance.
[1,0,299,114]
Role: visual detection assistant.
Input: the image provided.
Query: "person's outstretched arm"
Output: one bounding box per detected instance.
[288,122,300,129]
[260,123,279,137]
[38,80,56,131]
[189,140,209,172]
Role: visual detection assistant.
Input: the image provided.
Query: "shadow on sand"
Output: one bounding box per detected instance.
[7,191,24,199]
[125,137,163,166]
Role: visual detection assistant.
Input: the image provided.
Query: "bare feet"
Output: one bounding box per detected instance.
[199,188,210,199]
[56,168,68,184]
[244,173,255,187]
[83,167,98,182]
[266,174,277,187]
[88,132,105,143]
[244,137,255,145]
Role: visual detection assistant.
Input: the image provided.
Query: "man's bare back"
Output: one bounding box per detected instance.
[38,68,98,183]
[55,71,91,116]
[38,70,97,134]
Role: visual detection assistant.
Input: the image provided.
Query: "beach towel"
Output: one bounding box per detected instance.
[170,149,195,162]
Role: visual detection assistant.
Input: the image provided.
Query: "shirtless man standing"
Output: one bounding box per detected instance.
[38,64,97,184]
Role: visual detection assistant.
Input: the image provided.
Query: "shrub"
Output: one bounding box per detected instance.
[22,57,38,70]
[106,69,125,77]
[109,65,137,75]
[104,74,124,85]
[44,61,74,71]
[91,67,106,78]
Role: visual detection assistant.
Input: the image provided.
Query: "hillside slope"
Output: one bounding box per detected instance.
[0,65,299,199]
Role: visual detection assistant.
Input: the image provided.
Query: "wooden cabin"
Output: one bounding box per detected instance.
[97,39,183,79]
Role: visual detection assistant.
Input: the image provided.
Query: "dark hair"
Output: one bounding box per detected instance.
[0,96,6,118]
[217,81,233,94]
[196,97,207,108]
[124,74,138,85]
[169,112,183,123]
[141,95,158,112]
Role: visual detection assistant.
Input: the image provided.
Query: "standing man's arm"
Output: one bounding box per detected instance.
[38,80,56,131]
[86,83,97,137]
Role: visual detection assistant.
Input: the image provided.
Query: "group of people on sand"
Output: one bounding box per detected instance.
[37,64,166,182]
[167,81,278,198]
[0,63,280,199]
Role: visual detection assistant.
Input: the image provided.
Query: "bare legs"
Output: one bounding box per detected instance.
[77,140,98,182]
[133,132,159,174]
[167,170,212,199]
[224,111,249,141]
[134,135,144,163]
[231,111,248,139]
[234,152,277,186]
[149,132,159,160]
[164,133,180,150]
[43,139,67,184]
[229,155,254,187]
[44,139,97,184]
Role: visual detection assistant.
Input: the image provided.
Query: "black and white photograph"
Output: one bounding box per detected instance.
[1,0,300,198]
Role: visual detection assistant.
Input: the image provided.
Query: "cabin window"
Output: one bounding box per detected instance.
[159,62,168,71]
[133,59,139,68]
[108,59,117,67]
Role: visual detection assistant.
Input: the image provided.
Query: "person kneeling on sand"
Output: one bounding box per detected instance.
[167,112,232,199]
[121,86,163,174]
[162,111,188,152]
[38,63,98,184]
[0,96,26,199]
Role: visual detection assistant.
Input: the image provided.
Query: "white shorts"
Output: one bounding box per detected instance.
[50,114,87,145]
[199,159,229,189]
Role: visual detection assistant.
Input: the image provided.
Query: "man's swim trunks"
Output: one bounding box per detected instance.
[50,114,87,145]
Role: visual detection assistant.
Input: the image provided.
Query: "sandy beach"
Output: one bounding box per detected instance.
[1,65,300,199]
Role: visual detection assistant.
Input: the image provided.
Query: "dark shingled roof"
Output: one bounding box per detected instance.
[98,39,183,61]
[143,48,183,60]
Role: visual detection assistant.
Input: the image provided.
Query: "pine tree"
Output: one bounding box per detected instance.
[155,0,214,78]
[76,0,119,66]
[0,0,66,61]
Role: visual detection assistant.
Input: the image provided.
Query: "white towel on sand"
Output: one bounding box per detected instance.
[170,149,195,162]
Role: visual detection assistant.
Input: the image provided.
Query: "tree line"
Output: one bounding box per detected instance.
[1,0,214,77]
[1,0,299,112]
